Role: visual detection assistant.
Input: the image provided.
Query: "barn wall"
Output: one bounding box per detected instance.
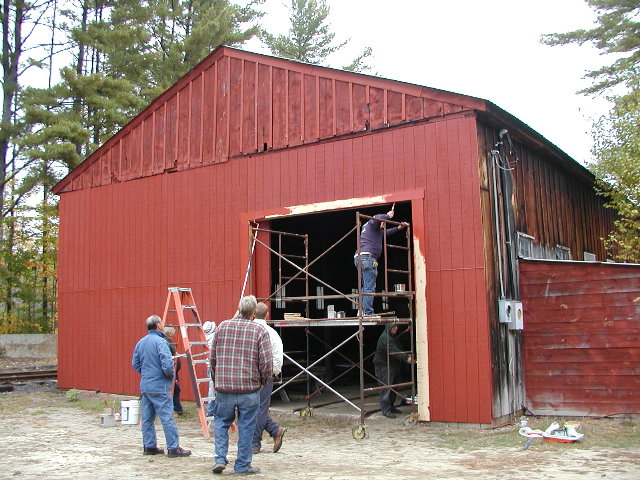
[520,260,640,416]
[476,122,617,420]
[55,48,484,195]
[57,117,494,424]
[477,123,615,261]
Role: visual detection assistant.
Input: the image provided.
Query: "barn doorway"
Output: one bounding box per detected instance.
[253,201,416,411]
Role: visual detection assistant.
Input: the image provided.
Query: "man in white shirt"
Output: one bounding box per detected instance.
[252,302,286,454]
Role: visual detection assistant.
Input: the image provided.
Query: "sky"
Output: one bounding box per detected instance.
[243,0,612,166]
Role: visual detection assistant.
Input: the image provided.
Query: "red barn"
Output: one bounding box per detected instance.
[52,46,615,425]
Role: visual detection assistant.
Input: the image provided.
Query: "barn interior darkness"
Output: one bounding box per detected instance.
[265,202,414,390]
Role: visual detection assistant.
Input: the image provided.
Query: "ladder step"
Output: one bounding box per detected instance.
[182,305,196,309]
[190,351,209,358]
[190,341,208,346]
[193,359,209,365]
[184,323,201,327]
[196,378,211,383]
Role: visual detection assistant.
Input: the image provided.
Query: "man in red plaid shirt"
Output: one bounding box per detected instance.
[209,295,272,475]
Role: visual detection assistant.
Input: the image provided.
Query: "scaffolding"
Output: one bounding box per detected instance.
[249,211,417,439]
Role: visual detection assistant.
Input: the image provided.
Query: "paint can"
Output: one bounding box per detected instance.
[121,399,140,425]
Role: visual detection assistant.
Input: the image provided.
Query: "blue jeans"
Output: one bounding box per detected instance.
[173,375,183,413]
[253,378,279,450]
[354,255,378,314]
[374,363,399,414]
[141,392,180,450]
[214,391,260,472]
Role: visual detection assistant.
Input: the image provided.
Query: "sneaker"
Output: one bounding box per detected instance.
[390,407,402,414]
[167,446,192,457]
[234,466,261,475]
[382,411,396,418]
[143,446,164,455]
[212,463,226,474]
[273,426,286,453]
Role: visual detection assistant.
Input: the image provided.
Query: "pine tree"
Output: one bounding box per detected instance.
[262,0,372,72]
[543,1,640,261]
[541,1,640,95]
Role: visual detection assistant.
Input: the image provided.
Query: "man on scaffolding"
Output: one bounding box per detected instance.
[353,207,409,316]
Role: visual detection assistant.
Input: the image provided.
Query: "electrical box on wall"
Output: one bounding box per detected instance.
[498,299,512,324]
[498,300,524,330]
[508,301,524,330]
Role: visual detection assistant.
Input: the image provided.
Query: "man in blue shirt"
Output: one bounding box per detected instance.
[354,208,409,315]
[132,315,191,457]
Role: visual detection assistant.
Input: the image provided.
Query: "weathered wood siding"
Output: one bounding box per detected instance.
[476,121,617,419]
[520,260,640,416]
[477,123,615,261]
[54,47,484,195]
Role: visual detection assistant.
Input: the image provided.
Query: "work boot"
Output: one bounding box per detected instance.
[234,466,261,475]
[167,446,191,457]
[143,446,164,455]
[273,426,286,453]
[212,463,226,474]
[382,411,396,418]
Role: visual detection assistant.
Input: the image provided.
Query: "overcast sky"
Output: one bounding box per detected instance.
[244,0,611,166]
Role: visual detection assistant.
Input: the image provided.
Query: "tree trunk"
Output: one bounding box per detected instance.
[1,0,24,222]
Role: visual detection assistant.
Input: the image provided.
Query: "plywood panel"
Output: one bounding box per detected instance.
[229,57,243,156]
[288,70,302,147]
[190,73,203,167]
[257,63,272,152]
[153,106,166,174]
[335,80,351,135]
[215,56,229,163]
[242,60,257,154]
[304,74,317,142]
[165,94,178,170]
[272,67,287,150]
[202,66,217,165]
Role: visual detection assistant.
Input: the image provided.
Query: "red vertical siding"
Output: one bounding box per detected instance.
[56,119,494,423]
[520,260,640,416]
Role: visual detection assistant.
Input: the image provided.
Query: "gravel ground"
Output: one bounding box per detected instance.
[1,357,639,480]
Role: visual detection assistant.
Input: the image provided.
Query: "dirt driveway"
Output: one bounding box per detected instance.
[0,382,639,480]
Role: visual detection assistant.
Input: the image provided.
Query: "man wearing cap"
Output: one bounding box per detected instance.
[354,208,409,315]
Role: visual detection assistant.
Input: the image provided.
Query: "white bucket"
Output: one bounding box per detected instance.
[121,399,140,425]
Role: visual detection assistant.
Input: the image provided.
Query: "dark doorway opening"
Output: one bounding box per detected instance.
[265,202,414,391]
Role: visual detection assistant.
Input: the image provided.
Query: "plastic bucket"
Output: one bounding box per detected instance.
[121,399,140,425]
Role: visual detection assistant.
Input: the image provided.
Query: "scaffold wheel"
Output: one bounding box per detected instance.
[352,425,366,440]
[299,407,314,418]
[403,413,418,426]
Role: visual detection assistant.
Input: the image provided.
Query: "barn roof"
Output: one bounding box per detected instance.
[52,45,592,194]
